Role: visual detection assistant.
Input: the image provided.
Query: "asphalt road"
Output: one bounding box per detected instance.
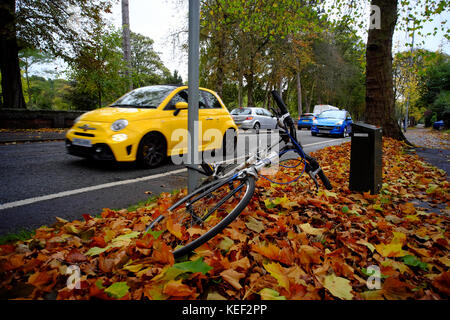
[0,129,350,235]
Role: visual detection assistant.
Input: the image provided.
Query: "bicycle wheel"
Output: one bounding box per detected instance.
[147,174,256,258]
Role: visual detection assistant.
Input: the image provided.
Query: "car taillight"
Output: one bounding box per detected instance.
[246,116,253,120]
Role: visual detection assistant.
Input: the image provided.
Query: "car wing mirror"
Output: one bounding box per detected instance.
[174,101,188,116]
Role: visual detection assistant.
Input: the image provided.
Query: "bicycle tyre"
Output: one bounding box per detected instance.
[148,174,256,259]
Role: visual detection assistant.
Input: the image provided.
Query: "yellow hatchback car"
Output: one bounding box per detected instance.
[65,85,238,167]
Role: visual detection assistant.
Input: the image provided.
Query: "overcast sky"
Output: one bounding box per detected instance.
[109,0,189,80]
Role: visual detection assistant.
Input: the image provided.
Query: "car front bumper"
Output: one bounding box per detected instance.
[65,122,139,162]
[311,125,344,135]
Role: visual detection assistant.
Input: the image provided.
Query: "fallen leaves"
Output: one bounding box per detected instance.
[0,138,448,300]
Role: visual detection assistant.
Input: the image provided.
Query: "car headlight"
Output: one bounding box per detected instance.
[313,120,318,124]
[335,120,343,125]
[111,119,128,131]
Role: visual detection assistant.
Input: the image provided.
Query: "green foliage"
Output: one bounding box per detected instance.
[67,26,128,109]
[130,32,173,87]
[417,55,450,125]
[14,0,115,62]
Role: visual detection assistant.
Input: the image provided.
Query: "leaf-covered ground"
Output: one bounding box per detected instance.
[0,138,448,300]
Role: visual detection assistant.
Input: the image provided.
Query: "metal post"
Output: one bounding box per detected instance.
[187,0,200,193]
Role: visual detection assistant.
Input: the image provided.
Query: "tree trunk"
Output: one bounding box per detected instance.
[296,70,303,116]
[238,75,243,107]
[215,31,225,97]
[121,0,132,90]
[0,0,26,109]
[365,0,407,141]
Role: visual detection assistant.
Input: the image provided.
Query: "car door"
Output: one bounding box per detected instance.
[162,89,188,155]
[163,89,207,155]
[200,90,223,150]
[263,109,277,129]
[255,108,267,128]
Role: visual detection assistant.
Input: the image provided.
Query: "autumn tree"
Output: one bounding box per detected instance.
[68,26,127,109]
[199,0,323,107]
[0,0,115,109]
[130,32,171,88]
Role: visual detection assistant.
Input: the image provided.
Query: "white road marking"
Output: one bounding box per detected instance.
[0,168,187,210]
[0,137,349,210]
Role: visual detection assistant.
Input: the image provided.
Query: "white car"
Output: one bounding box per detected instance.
[230,107,278,130]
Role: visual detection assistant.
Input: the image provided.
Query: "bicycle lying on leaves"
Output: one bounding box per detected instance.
[146,91,332,258]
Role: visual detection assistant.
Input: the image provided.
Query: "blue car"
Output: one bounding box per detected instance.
[311,110,352,137]
[297,113,315,130]
[433,120,445,130]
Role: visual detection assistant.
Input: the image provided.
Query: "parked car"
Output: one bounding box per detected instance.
[311,110,353,137]
[297,113,315,130]
[230,107,278,130]
[433,120,445,130]
[65,85,238,168]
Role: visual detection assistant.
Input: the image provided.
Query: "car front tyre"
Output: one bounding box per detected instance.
[137,132,167,168]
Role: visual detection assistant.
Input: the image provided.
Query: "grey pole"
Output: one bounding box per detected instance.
[187,0,200,193]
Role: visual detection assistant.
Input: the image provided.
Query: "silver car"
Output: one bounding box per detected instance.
[230,107,278,130]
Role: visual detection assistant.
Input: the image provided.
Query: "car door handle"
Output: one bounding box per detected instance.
[206,118,214,120]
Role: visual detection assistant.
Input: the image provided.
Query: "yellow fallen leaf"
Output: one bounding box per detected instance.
[245,216,264,233]
[264,262,290,291]
[323,273,353,300]
[375,232,409,257]
[357,240,376,253]
[166,217,183,240]
[220,269,245,290]
[259,288,286,300]
[299,223,325,236]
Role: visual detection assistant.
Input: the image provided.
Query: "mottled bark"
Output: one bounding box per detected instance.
[365,0,407,141]
[0,0,26,109]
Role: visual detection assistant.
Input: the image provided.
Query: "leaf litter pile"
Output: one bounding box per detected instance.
[0,138,448,300]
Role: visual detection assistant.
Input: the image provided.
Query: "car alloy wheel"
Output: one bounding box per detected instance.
[254,122,260,132]
[342,127,348,138]
[138,132,166,168]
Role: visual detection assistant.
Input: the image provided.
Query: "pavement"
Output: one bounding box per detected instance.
[0,130,66,144]
[404,127,450,174]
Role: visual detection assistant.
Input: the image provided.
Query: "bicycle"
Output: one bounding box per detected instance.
[145,90,332,258]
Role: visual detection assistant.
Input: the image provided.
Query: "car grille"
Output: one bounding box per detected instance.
[74,132,95,137]
[317,125,334,130]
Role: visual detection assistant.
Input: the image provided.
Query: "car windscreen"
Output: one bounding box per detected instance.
[301,115,314,119]
[231,108,252,115]
[318,111,346,119]
[110,86,175,108]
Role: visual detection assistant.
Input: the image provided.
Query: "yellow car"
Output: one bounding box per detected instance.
[65,85,238,167]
